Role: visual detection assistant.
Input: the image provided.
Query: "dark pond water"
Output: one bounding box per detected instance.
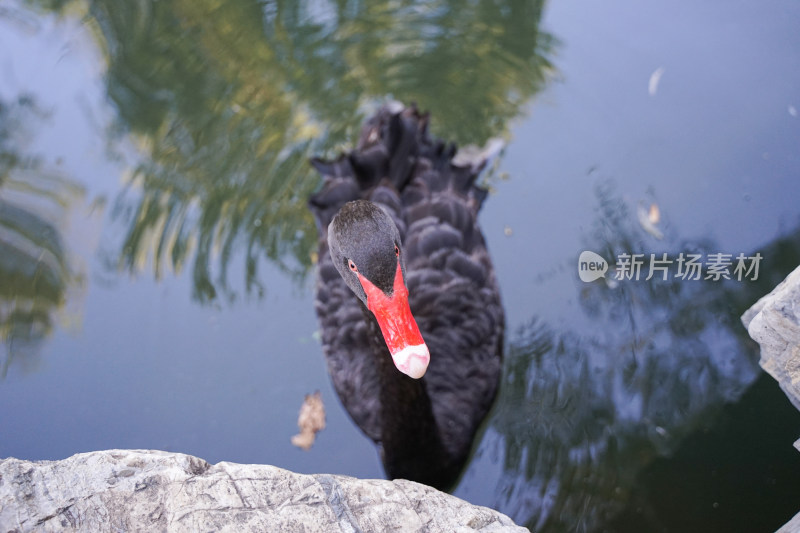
[2,0,800,531]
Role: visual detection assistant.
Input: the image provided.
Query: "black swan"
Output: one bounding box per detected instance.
[309,104,504,490]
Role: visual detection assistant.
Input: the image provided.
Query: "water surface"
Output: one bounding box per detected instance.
[1,0,799,531]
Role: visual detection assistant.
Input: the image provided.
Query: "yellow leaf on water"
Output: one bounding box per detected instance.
[637,202,663,240]
[648,203,660,224]
[291,391,326,451]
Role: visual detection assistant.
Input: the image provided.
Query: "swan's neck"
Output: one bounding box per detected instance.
[365,309,458,489]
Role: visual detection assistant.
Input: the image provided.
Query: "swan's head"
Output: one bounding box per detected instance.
[328,200,430,379]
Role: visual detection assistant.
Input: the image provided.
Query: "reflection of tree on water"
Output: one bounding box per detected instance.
[0,97,84,376]
[490,180,800,532]
[259,0,555,147]
[31,0,553,301]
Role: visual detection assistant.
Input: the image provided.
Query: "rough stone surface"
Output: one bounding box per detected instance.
[777,510,800,533]
[0,449,526,532]
[742,265,800,533]
[742,265,800,412]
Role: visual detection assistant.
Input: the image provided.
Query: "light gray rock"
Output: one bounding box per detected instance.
[742,265,800,413]
[742,265,800,533]
[777,509,800,533]
[0,449,526,533]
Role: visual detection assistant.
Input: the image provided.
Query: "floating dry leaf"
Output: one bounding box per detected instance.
[648,203,660,225]
[649,67,665,96]
[291,391,326,451]
[637,202,663,239]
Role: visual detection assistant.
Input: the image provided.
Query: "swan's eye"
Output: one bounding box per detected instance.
[348,259,358,272]
[395,245,400,257]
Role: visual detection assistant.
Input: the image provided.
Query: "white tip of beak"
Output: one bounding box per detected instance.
[391,344,430,379]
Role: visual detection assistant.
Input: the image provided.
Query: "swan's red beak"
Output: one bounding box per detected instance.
[358,264,430,379]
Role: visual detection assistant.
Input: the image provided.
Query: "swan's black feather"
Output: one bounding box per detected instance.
[309,104,504,489]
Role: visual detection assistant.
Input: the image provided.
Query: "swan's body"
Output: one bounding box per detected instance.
[309,105,503,489]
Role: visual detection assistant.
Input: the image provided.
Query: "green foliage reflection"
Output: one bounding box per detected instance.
[0,96,84,376]
[35,0,553,301]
